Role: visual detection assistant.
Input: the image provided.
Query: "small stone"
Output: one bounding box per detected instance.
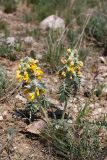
[97,87,107,98]
[81,78,86,86]
[36,53,42,60]
[99,56,106,64]
[93,110,99,115]
[26,119,46,135]
[101,73,107,78]
[89,104,95,109]
[95,103,100,108]
[67,119,72,124]
[99,66,107,72]
[2,111,8,119]
[93,107,102,115]
[23,36,35,45]
[6,37,15,46]
[73,105,78,113]
[97,108,102,113]
[95,76,104,82]
[0,115,3,121]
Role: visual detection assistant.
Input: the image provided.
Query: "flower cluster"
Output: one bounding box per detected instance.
[59,48,83,80]
[16,57,46,101]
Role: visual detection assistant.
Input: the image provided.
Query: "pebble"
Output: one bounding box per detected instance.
[99,56,106,64]
[0,115,3,121]
[2,111,8,119]
[23,36,35,45]
[95,76,104,82]
[6,37,15,46]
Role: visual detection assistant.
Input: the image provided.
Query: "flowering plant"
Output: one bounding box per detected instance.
[16,57,47,119]
[16,50,83,121]
[58,48,83,119]
[59,48,83,79]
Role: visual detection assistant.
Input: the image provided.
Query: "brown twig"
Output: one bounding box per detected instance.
[74,10,94,50]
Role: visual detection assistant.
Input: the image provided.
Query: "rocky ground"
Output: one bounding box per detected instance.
[0,2,107,160]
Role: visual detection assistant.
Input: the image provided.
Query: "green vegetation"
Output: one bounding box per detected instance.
[1,0,107,159]
[23,13,37,23]
[78,48,89,62]
[94,83,106,97]
[0,19,9,36]
[0,41,19,61]
[0,19,8,31]
[85,12,107,46]
[0,44,16,61]
[67,30,79,48]
[27,0,70,21]
[43,30,65,72]
[41,106,107,160]
[0,66,8,97]
[3,0,17,13]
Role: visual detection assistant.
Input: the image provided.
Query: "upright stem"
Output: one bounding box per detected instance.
[40,106,50,123]
[61,101,67,121]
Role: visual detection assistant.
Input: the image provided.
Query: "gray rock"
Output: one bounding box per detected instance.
[99,56,106,64]
[0,115,3,121]
[95,75,104,82]
[36,53,42,60]
[26,120,46,135]
[102,88,107,95]
[40,15,65,30]
[81,77,87,86]
[99,66,107,72]
[23,36,35,45]
[6,37,15,46]
[2,111,8,119]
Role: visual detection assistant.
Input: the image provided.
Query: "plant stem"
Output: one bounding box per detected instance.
[61,101,67,121]
[29,110,32,123]
[40,106,50,123]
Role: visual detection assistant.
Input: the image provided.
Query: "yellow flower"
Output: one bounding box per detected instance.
[67,67,75,74]
[61,71,66,77]
[37,76,42,80]
[39,88,46,94]
[16,70,20,78]
[35,87,40,96]
[35,69,43,76]
[23,71,29,82]
[16,70,23,82]
[29,92,35,101]
[67,67,70,72]
[30,63,37,71]
[76,66,81,72]
[77,71,82,75]
[18,65,21,70]
[67,48,71,53]
[41,89,46,94]
[78,61,83,67]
